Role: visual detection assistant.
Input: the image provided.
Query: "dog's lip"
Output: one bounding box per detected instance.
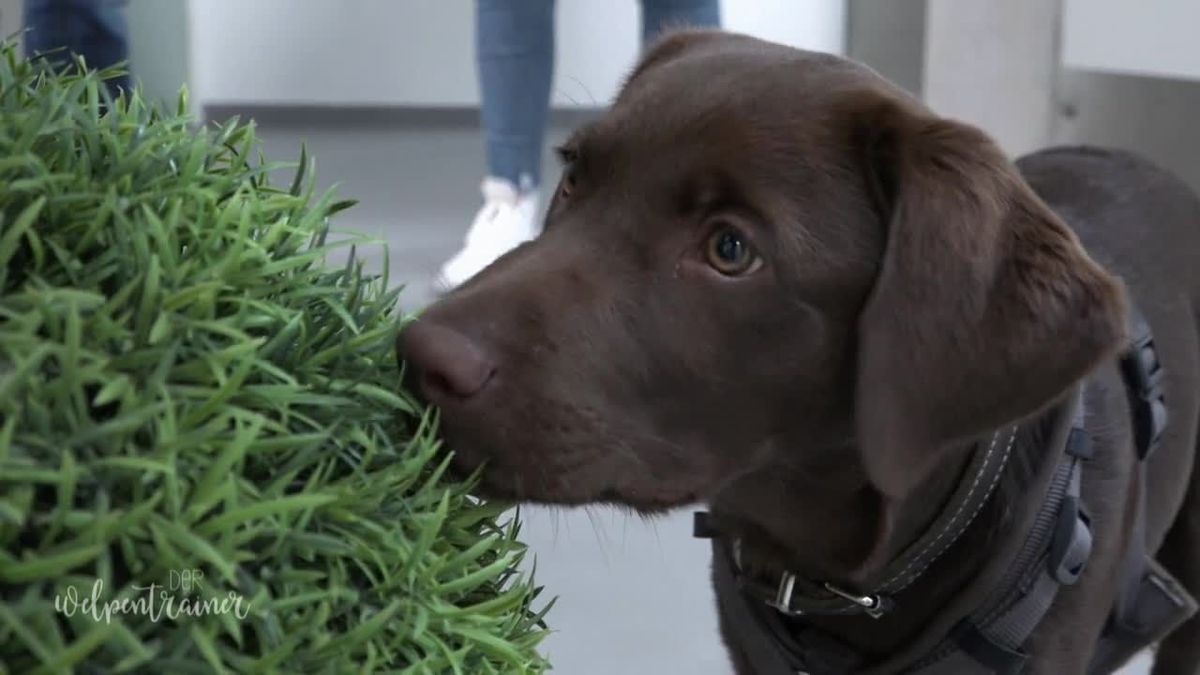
[436,416,705,510]
[605,487,702,512]
[464,471,702,513]
[442,434,706,511]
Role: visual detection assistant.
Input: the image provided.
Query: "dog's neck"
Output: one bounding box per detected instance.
[708,402,1066,658]
[710,437,974,585]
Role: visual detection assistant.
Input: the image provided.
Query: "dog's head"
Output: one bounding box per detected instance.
[397,31,1126,512]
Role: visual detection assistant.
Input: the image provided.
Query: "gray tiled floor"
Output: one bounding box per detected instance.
[227,107,1153,675]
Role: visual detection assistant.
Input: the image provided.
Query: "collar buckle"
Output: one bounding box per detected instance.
[770,571,888,619]
[824,582,887,619]
[771,570,802,615]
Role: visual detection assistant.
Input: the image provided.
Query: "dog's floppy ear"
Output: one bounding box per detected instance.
[851,96,1128,497]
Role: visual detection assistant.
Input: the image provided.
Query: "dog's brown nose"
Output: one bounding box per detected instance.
[397,320,495,402]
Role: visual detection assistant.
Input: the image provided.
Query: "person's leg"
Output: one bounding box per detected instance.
[23,0,131,95]
[437,0,555,292]
[476,0,555,192]
[640,0,720,48]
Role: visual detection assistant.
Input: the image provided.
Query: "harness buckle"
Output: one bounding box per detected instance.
[1120,328,1168,460]
[1048,495,1093,585]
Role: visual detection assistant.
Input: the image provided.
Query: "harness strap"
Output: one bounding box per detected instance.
[1105,312,1166,631]
[698,394,1085,674]
[908,393,1092,674]
[1089,312,1180,670]
[699,311,1175,674]
[914,312,1171,673]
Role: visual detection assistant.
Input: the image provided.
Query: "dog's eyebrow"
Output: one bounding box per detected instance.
[694,184,724,211]
[553,143,577,164]
[684,172,743,215]
[559,123,601,162]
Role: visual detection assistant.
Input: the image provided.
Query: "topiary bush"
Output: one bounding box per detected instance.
[0,45,549,673]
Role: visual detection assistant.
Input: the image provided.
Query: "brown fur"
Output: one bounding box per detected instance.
[398,30,1200,674]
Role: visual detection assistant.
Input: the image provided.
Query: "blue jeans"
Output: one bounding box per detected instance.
[23,0,131,94]
[476,0,719,190]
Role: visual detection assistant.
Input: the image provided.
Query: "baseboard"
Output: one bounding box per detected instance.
[202,104,604,129]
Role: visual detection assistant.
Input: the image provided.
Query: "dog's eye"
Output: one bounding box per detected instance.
[555,146,579,201]
[559,169,575,199]
[705,226,761,276]
[556,145,578,165]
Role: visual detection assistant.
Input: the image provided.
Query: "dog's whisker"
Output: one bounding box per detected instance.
[621,508,631,553]
[583,505,613,567]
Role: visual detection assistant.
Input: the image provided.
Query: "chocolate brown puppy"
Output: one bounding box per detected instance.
[398,31,1200,674]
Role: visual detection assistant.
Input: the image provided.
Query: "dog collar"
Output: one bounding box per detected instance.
[695,416,1026,622]
[694,312,1173,674]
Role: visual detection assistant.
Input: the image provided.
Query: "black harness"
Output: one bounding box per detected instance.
[696,316,1196,674]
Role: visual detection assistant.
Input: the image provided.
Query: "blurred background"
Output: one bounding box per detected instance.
[2,1,1196,672]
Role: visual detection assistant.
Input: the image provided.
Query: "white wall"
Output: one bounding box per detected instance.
[1062,0,1200,83]
[0,0,20,46]
[186,0,845,109]
[840,0,1200,205]
[1053,70,1200,191]
[909,0,1200,196]
[188,1,474,108]
[846,0,925,96]
[922,0,1059,157]
[1054,0,1200,191]
[126,0,190,106]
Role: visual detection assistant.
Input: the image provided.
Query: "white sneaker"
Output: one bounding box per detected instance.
[434,177,540,293]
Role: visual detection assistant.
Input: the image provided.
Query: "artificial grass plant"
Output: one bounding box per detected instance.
[0,43,549,673]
